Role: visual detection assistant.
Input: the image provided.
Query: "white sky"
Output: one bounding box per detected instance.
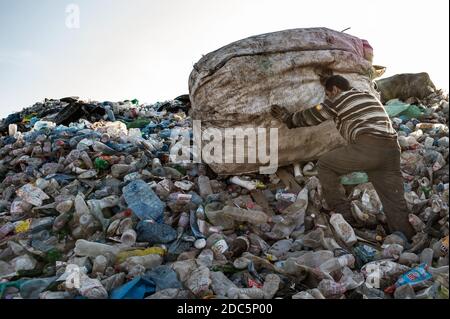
[0,0,448,118]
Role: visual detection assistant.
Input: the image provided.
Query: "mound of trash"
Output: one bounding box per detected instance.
[0,79,448,299]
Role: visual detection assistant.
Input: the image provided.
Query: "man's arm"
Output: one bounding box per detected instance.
[271,101,336,129]
[289,101,336,128]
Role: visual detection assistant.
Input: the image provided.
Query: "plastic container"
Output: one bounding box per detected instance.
[221,206,269,224]
[121,229,137,246]
[319,254,355,274]
[123,180,165,221]
[197,175,213,198]
[330,213,357,246]
[74,239,120,258]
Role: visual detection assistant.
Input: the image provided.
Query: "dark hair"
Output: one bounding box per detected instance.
[325,75,351,92]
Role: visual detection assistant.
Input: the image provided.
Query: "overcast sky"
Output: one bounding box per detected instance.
[0,0,448,118]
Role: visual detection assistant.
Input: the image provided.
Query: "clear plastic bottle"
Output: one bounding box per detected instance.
[20,277,56,299]
[120,229,137,246]
[330,213,357,246]
[197,175,213,198]
[375,244,404,260]
[92,141,115,155]
[186,265,212,297]
[318,279,347,297]
[80,151,94,169]
[420,248,434,267]
[222,206,269,224]
[319,254,355,274]
[74,239,121,258]
[92,255,109,275]
[227,287,264,299]
[119,254,163,271]
[111,164,132,178]
[295,250,334,268]
[0,222,15,240]
[398,252,420,266]
[262,274,281,299]
[408,214,426,232]
[393,284,416,299]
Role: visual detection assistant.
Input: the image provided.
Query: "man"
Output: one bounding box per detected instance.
[271,75,415,240]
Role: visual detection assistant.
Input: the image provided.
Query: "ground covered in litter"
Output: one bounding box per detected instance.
[0,89,448,299]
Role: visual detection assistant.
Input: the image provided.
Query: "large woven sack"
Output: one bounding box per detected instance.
[189,27,381,175]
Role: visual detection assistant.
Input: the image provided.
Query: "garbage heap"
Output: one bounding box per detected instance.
[0,85,448,300]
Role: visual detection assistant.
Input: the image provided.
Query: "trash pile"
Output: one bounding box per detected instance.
[0,86,448,299]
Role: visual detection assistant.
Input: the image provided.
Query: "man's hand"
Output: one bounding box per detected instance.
[270,105,291,122]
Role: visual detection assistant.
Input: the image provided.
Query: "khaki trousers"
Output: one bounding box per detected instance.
[317,134,415,240]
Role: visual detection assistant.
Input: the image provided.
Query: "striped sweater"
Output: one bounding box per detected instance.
[287,88,397,143]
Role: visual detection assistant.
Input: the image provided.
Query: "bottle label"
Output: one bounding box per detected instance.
[212,239,228,254]
[396,263,432,288]
[441,236,449,255]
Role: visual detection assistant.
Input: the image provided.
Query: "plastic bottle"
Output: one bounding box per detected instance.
[207,233,229,255]
[8,124,18,136]
[121,229,137,246]
[303,162,317,176]
[196,249,214,268]
[204,204,235,230]
[186,266,212,297]
[385,263,432,294]
[393,284,416,299]
[39,291,71,299]
[111,164,132,178]
[375,244,404,260]
[74,239,120,258]
[123,180,165,221]
[210,271,238,297]
[433,236,449,257]
[408,214,426,232]
[227,287,264,299]
[79,151,93,169]
[136,220,178,244]
[0,222,15,240]
[64,149,80,165]
[330,213,357,246]
[78,274,108,299]
[233,257,251,269]
[428,266,449,279]
[319,254,355,274]
[92,255,109,275]
[267,239,293,260]
[318,279,347,297]
[92,141,116,155]
[20,277,57,299]
[110,209,133,222]
[116,247,166,264]
[420,248,434,267]
[262,274,280,299]
[16,184,50,207]
[293,163,304,183]
[229,176,257,191]
[221,206,269,224]
[197,175,213,198]
[119,254,163,271]
[74,194,90,216]
[398,252,420,266]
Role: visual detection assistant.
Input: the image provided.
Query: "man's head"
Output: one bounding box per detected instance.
[324,75,351,100]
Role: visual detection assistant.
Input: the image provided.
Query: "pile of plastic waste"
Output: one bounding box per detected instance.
[0,86,448,299]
